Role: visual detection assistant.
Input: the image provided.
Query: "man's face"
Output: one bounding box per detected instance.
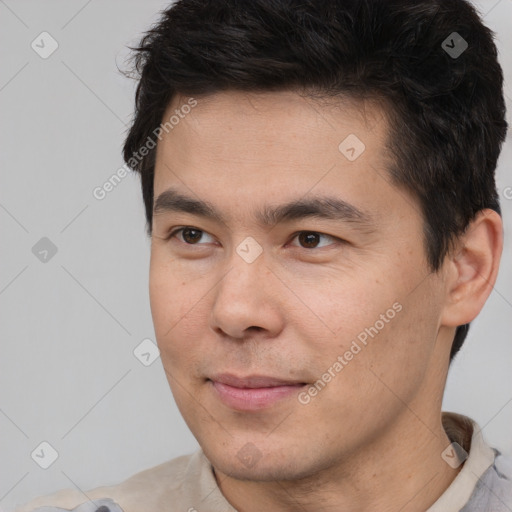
[150,91,452,480]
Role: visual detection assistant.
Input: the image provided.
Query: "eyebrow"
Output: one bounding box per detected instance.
[153,188,375,230]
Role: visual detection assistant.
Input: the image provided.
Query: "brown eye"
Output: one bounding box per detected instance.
[291,231,338,249]
[168,227,215,245]
[181,228,203,244]
[299,232,320,248]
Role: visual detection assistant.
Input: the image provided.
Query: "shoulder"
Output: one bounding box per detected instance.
[489,450,512,496]
[12,452,197,512]
[495,451,512,478]
[463,450,512,511]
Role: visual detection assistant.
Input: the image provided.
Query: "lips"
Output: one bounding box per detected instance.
[210,373,305,388]
[208,373,306,411]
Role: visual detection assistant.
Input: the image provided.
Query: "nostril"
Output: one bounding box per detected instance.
[95,507,110,512]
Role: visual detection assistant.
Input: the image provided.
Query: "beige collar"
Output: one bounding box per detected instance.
[427,412,496,511]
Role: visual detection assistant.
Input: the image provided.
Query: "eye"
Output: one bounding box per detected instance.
[166,227,341,250]
[167,227,215,245]
[289,231,340,249]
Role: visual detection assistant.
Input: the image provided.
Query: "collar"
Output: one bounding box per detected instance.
[427,411,496,511]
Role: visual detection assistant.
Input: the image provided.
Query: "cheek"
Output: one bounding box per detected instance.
[325,280,443,410]
[150,248,196,330]
[149,265,179,340]
[294,264,438,388]
[149,253,213,370]
[150,257,186,349]
[291,268,400,347]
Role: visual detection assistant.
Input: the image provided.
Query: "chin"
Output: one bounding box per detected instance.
[203,442,322,482]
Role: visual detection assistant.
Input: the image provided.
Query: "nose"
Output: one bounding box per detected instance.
[209,252,284,340]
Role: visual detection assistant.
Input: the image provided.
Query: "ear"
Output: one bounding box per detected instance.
[441,209,503,327]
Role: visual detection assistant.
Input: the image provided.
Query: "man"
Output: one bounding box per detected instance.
[15,0,511,511]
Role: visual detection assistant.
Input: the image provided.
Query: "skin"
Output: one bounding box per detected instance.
[149,90,503,511]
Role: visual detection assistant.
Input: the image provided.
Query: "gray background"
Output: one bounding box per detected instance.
[0,1,511,510]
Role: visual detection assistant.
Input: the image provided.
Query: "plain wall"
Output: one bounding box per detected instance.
[0,1,511,510]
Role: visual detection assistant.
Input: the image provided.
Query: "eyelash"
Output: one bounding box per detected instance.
[165,227,342,250]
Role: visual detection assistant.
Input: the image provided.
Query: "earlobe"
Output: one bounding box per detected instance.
[441,209,503,327]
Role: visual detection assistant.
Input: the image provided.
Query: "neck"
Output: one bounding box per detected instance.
[215,410,463,512]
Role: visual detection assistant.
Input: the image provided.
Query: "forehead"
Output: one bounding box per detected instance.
[154,90,391,180]
[162,89,387,140]
[153,92,421,251]
[151,90,415,228]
